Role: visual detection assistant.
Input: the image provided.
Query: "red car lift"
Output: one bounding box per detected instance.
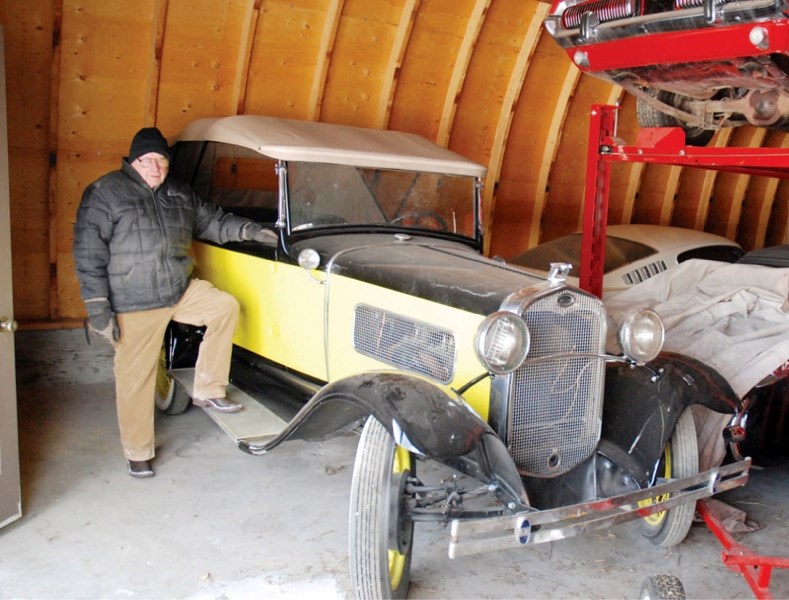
[580,104,789,297]
[697,500,789,600]
[581,104,789,598]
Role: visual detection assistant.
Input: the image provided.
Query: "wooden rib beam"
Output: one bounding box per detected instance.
[672,128,732,230]
[376,0,420,128]
[481,0,549,255]
[706,126,767,240]
[48,1,64,320]
[738,131,789,249]
[528,64,580,247]
[233,0,261,115]
[767,182,789,245]
[147,0,167,124]
[309,0,344,121]
[436,0,489,146]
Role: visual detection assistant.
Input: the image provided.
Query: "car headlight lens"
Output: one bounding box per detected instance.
[475,312,530,375]
[618,309,664,364]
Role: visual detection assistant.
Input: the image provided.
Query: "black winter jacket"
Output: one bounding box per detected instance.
[73,159,252,313]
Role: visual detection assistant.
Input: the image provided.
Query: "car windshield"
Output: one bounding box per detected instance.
[509,233,657,273]
[287,162,477,238]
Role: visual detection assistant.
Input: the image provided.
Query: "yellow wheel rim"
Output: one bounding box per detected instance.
[639,444,672,526]
[388,445,411,590]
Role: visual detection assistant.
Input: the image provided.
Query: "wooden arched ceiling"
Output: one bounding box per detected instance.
[2,0,788,324]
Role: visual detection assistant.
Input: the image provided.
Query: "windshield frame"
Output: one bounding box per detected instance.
[281,160,483,248]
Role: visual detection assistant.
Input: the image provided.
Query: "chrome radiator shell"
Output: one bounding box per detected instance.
[500,287,607,477]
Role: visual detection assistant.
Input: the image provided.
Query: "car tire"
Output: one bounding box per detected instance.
[154,348,192,415]
[638,408,698,547]
[636,89,715,147]
[349,417,415,600]
[639,574,686,600]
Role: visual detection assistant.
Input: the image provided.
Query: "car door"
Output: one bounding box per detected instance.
[185,146,329,382]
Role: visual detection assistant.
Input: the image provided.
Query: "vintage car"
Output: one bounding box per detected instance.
[543,0,789,144]
[507,224,743,297]
[156,115,751,599]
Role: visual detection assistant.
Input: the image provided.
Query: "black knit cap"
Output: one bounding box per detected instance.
[128,127,171,162]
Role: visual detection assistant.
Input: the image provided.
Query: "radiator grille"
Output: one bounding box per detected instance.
[353,304,456,384]
[561,0,637,29]
[508,291,606,476]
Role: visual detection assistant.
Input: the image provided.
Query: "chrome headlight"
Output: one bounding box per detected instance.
[618,309,664,364]
[475,312,530,375]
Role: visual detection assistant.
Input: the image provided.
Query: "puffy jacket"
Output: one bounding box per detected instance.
[73,159,253,313]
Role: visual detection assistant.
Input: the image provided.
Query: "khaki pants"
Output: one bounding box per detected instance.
[113,279,240,461]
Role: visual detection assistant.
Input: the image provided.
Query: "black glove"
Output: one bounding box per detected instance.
[85,298,120,342]
[242,222,278,244]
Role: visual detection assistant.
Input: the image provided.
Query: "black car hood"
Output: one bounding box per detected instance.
[290,233,546,315]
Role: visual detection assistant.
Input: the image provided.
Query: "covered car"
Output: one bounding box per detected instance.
[507,224,743,296]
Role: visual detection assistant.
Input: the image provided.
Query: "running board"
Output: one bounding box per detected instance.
[169,368,288,444]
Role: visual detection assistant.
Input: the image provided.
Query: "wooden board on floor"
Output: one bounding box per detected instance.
[169,368,288,444]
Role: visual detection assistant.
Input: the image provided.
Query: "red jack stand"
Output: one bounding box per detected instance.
[697,499,789,599]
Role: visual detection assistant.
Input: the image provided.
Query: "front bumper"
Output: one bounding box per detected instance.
[448,457,750,558]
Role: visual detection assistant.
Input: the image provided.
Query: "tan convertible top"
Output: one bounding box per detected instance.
[174,115,487,178]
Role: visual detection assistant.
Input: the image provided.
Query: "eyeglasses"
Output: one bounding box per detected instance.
[137,157,170,168]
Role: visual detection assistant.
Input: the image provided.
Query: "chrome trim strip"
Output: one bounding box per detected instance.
[276,161,287,229]
[448,457,750,558]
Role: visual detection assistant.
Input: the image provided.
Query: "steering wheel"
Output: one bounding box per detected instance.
[390,210,448,232]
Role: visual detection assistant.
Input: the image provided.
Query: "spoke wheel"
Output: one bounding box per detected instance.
[639,574,686,600]
[154,348,192,415]
[638,408,698,547]
[349,418,415,600]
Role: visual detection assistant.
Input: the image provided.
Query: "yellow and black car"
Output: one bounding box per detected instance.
[157,115,750,600]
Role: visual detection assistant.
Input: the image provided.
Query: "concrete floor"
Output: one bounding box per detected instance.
[2,329,788,600]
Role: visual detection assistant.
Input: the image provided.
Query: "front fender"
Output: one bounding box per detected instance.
[602,351,742,486]
[239,371,530,508]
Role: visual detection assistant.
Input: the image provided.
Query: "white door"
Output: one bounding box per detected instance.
[0,25,22,530]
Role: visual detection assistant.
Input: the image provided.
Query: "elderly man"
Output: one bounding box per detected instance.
[73,126,276,478]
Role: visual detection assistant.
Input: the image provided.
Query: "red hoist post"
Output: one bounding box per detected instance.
[581,104,789,598]
[579,105,616,297]
[580,103,789,296]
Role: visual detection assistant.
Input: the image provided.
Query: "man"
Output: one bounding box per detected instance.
[73,126,276,479]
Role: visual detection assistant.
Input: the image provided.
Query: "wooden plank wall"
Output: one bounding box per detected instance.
[2,2,55,323]
[1,0,787,327]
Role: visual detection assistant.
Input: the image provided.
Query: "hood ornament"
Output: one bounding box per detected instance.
[547,262,572,285]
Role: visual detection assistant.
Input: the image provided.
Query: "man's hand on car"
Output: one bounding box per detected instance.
[242,222,278,244]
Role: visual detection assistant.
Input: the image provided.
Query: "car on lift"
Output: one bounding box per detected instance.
[506,224,743,297]
[543,0,789,144]
[157,115,751,599]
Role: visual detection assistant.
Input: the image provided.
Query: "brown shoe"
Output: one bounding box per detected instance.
[192,396,243,413]
[128,460,154,478]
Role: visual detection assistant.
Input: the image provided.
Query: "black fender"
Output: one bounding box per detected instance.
[239,371,530,508]
[601,351,742,487]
